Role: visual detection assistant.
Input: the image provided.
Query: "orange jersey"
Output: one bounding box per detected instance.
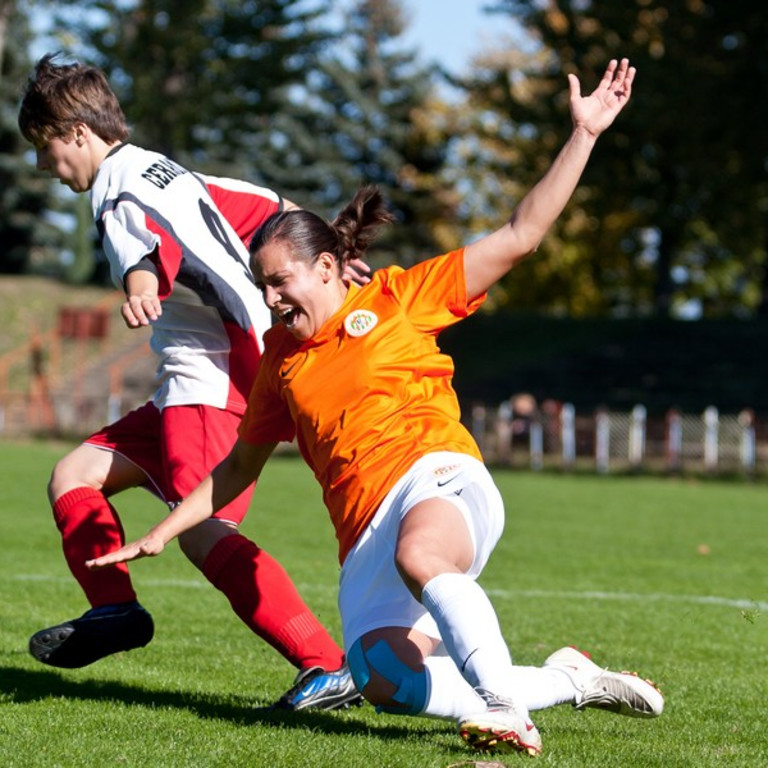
[239,248,486,563]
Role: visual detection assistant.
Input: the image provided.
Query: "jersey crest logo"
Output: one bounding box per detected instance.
[344,309,378,337]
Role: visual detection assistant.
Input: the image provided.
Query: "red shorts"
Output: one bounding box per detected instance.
[85,402,253,524]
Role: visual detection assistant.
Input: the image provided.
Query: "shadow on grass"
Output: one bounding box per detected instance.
[0,664,444,744]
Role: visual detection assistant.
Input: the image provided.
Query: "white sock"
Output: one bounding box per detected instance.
[420,653,575,717]
[421,653,486,719]
[421,572,524,709]
[508,665,577,710]
[420,573,577,714]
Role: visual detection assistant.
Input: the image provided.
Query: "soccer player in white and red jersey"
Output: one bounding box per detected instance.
[88,60,665,757]
[17,53,362,710]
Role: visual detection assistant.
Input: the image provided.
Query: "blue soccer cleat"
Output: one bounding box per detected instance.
[273,662,364,711]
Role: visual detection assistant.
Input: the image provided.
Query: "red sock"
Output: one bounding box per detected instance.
[53,487,137,608]
[203,534,344,670]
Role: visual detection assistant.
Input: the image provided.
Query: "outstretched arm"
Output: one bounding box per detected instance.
[463,58,635,299]
[86,439,275,568]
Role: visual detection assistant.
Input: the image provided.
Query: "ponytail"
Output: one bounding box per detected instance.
[250,186,394,269]
[332,186,395,264]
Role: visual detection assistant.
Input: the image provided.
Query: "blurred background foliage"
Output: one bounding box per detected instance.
[1,0,766,321]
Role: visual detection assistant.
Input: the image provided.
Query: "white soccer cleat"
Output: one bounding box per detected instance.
[544,645,664,718]
[458,688,542,757]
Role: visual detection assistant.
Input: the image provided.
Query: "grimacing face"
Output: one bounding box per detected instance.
[252,240,341,341]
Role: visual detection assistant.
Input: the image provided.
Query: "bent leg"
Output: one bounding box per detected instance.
[348,626,486,718]
[48,442,148,607]
[164,405,345,672]
[393,462,528,702]
[30,436,156,668]
[202,531,344,670]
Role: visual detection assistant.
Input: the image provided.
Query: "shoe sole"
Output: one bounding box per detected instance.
[29,623,76,664]
[280,691,365,711]
[28,610,154,669]
[459,723,541,757]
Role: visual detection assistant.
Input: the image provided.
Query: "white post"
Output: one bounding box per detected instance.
[496,401,513,464]
[629,404,647,468]
[530,419,543,471]
[471,404,487,455]
[703,406,719,471]
[666,409,682,472]
[107,394,122,425]
[561,403,576,468]
[595,409,610,474]
[739,409,756,473]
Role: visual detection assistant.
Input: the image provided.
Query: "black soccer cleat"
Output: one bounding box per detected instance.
[272,662,364,711]
[29,601,154,669]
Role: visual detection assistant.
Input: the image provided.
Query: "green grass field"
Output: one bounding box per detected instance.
[1,441,766,767]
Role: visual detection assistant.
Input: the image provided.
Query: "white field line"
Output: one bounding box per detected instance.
[485,588,767,612]
[11,574,767,611]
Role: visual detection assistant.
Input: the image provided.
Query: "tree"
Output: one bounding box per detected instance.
[31,0,460,272]
[41,0,335,175]
[466,0,768,317]
[0,0,61,274]
[254,0,457,266]
[26,0,341,281]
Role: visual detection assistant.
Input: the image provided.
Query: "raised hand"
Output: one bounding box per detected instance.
[569,58,635,138]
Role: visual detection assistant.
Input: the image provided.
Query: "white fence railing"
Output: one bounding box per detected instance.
[1,384,763,477]
[469,401,761,475]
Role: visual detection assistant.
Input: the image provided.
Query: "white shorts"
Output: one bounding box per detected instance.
[338,451,505,650]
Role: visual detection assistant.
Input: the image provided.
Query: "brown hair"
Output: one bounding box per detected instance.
[249,186,394,269]
[18,53,129,146]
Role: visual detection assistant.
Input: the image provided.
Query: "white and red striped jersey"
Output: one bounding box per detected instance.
[91,143,281,412]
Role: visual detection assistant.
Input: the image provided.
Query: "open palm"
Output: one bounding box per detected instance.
[569,58,635,137]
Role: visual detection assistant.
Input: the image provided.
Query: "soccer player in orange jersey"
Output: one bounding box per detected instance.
[89,60,665,757]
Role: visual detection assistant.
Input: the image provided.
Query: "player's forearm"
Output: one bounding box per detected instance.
[509,125,597,249]
[463,126,598,297]
[124,264,160,299]
[153,452,257,545]
[152,475,220,545]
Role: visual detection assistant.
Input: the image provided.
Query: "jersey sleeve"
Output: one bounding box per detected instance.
[100,201,161,283]
[200,175,283,250]
[383,248,486,332]
[238,331,296,445]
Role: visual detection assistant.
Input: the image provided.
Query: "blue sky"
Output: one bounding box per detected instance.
[401,0,519,74]
[30,2,518,76]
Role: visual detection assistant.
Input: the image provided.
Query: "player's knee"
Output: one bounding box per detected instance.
[48,445,117,503]
[179,519,238,569]
[394,544,444,599]
[347,638,428,715]
[47,454,87,503]
[177,528,208,568]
